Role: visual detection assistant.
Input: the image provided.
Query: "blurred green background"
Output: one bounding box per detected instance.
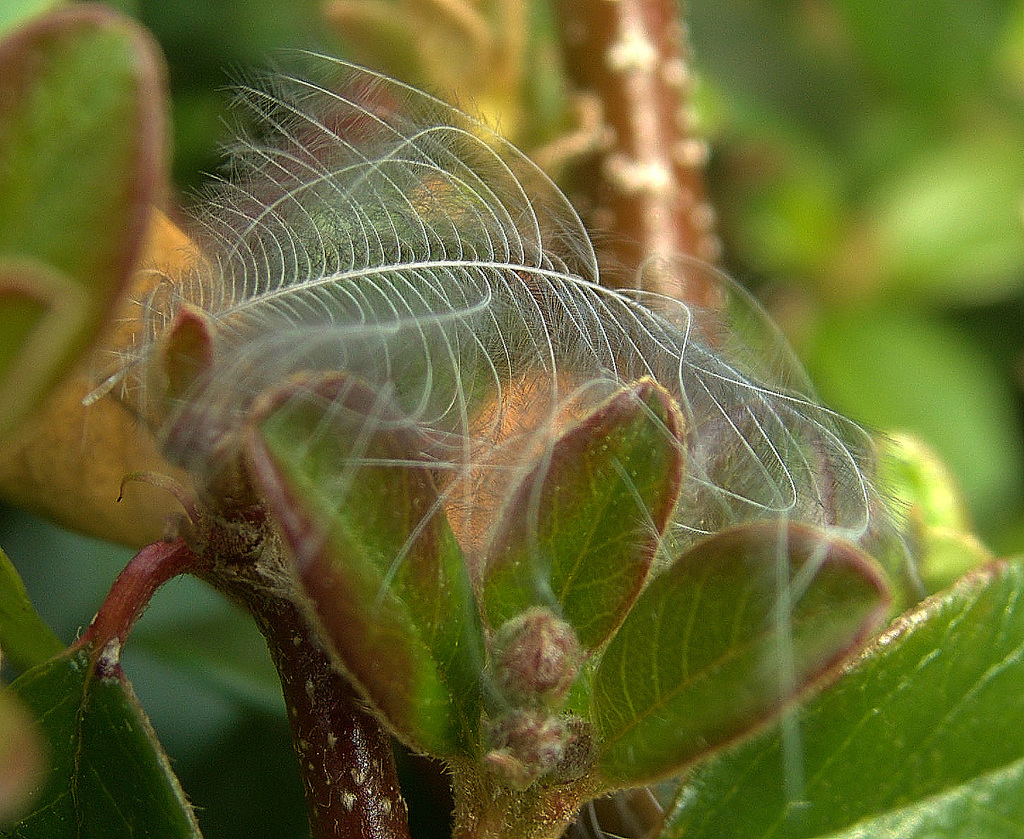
[3,0,1024,836]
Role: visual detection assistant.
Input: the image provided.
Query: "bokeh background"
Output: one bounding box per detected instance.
[3,1,1023,836]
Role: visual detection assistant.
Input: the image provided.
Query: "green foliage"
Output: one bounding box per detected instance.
[689,0,1024,542]
[0,513,302,835]
[481,380,684,649]
[804,308,1022,526]
[248,375,891,833]
[592,523,888,787]
[661,559,1024,839]
[3,646,200,838]
[0,546,62,672]
[1,2,1023,839]
[250,374,486,758]
[0,3,164,439]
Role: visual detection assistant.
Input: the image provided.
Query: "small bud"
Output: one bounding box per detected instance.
[161,305,215,406]
[491,607,581,708]
[484,710,568,790]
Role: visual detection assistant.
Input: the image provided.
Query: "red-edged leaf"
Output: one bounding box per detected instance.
[247,373,485,756]
[483,379,685,651]
[593,521,891,786]
[0,5,165,437]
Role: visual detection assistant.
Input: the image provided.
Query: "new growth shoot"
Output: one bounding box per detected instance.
[88,55,905,839]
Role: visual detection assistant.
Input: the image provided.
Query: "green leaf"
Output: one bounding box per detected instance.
[0,543,63,672]
[0,276,48,390]
[0,5,165,437]
[868,137,1024,301]
[0,258,87,439]
[482,379,685,650]
[0,0,59,39]
[2,647,201,838]
[836,0,1006,106]
[247,373,485,757]
[659,559,1024,839]
[877,433,993,592]
[593,522,890,787]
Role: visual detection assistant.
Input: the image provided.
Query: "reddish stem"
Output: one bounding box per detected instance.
[249,595,410,839]
[76,538,198,674]
[555,0,720,305]
[81,523,410,838]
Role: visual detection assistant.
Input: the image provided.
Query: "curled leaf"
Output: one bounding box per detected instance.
[0,6,179,547]
[0,4,166,437]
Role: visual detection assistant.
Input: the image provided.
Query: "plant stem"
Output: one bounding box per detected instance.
[190,511,412,839]
[549,4,706,837]
[77,539,198,673]
[254,594,411,839]
[554,0,720,304]
[85,513,411,838]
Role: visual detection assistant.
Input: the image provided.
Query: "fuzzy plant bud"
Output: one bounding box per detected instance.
[491,607,582,709]
[484,709,568,790]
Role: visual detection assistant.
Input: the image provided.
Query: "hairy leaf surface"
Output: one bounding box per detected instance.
[3,647,201,838]
[248,374,485,756]
[482,379,685,649]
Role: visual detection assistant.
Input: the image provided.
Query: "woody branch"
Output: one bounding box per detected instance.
[554,0,720,305]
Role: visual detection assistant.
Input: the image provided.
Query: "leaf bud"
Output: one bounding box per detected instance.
[491,607,581,708]
[484,709,568,790]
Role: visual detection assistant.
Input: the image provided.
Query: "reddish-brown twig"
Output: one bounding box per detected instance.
[188,507,412,839]
[254,594,410,839]
[555,0,720,305]
[77,539,199,675]
[81,521,410,839]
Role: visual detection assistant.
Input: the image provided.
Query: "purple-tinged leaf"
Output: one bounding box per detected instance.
[483,379,685,651]
[247,374,485,756]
